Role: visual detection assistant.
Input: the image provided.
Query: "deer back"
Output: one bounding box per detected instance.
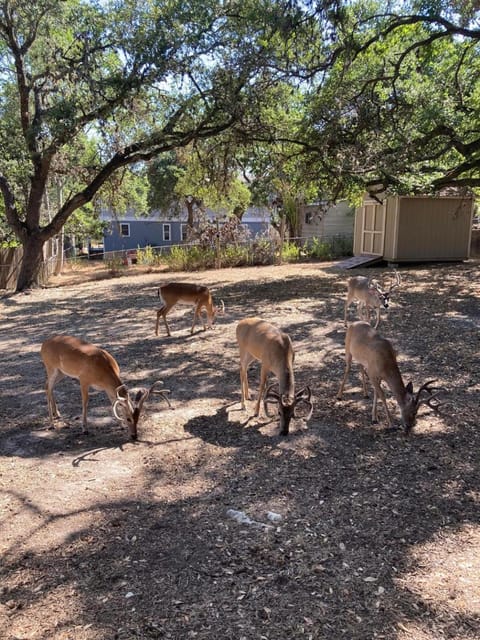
[347,276,385,307]
[41,335,123,394]
[160,282,211,305]
[236,318,294,390]
[346,321,402,384]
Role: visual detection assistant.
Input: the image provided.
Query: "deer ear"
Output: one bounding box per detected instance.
[406,381,414,394]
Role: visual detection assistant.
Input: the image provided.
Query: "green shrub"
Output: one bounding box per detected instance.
[330,234,353,258]
[164,245,216,271]
[136,245,162,266]
[164,245,188,270]
[307,237,333,260]
[220,244,249,267]
[105,255,124,274]
[250,239,275,265]
[281,241,301,262]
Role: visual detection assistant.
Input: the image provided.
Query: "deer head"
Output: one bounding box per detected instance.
[113,381,171,440]
[264,383,313,435]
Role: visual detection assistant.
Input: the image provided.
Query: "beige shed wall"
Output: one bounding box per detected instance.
[385,196,473,261]
[354,195,474,262]
[383,197,399,259]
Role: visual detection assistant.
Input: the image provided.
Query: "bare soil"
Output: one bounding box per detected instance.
[0,259,479,640]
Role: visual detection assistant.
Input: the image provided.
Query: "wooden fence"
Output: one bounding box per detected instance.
[0,247,57,290]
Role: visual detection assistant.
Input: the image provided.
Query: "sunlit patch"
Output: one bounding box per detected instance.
[397,525,480,617]
[152,479,213,503]
[444,311,480,329]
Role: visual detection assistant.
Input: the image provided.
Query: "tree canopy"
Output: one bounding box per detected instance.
[292,0,480,197]
[1,0,323,289]
[0,0,479,290]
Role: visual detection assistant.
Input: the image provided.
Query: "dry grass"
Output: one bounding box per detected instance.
[0,259,479,640]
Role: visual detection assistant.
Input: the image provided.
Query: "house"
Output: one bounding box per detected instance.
[353,194,474,263]
[299,201,355,239]
[101,207,271,254]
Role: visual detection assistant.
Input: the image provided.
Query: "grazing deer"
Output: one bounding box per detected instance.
[344,271,401,328]
[40,335,171,439]
[155,282,225,337]
[236,317,313,435]
[336,321,443,433]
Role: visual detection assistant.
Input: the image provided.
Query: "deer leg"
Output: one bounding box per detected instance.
[371,380,394,427]
[191,302,199,333]
[344,296,353,326]
[336,352,352,400]
[359,366,369,397]
[239,365,248,409]
[254,365,269,417]
[373,308,380,329]
[155,303,172,337]
[79,382,90,434]
[45,368,65,426]
[239,352,255,408]
[191,302,206,333]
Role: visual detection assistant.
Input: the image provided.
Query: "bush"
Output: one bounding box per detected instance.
[330,234,353,258]
[307,237,333,260]
[136,245,163,266]
[220,244,249,267]
[105,255,125,274]
[281,241,302,262]
[164,245,216,271]
[250,238,276,265]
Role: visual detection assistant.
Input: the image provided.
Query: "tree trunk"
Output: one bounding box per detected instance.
[186,199,195,227]
[15,234,47,291]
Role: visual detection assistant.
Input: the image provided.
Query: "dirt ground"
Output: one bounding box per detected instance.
[0,259,479,640]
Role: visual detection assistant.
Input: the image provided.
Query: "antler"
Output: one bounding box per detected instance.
[415,379,445,413]
[136,380,172,412]
[263,382,280,417]
[387,269,401,293]
[113,385,130,420]
[294,386,314,420]
[115,384,128,400]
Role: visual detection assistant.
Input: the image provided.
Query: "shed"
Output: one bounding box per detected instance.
[353,195,474,262]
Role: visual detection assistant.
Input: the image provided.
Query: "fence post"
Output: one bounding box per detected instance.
[215,218,221,269]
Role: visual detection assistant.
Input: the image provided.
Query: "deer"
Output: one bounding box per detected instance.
[344,271,401,329]
[236,317,313,436]
[40,335,171,440]
[336,321,443,433]
[155,282,225,337]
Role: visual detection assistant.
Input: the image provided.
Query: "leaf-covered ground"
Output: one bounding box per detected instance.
[0,260,479,640]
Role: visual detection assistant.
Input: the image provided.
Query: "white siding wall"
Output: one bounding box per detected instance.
[300,202,354,239]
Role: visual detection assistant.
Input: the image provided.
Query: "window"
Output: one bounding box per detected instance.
[305,212,313,224]
[181,224,188,242]
[120,223,130,237]
[163,223,171,241]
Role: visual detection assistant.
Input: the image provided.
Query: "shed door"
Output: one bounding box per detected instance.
[360,202,386,255]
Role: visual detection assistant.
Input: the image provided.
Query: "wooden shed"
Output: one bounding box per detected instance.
[353,195,474,262]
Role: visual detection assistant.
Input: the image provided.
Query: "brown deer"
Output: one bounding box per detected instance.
[41,335,170,439]
[236,317,313,435]
[344,271,401,328]
[155,282,225,337]
[336,321,443,433]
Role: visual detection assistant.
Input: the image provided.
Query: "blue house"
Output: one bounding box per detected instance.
[101,207,271,254]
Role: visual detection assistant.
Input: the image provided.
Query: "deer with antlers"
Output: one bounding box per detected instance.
[344,271,401,328]
[155,282,225,337]
[236,317,313,435]
[336,321,443,433]
[41,335,171,439]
